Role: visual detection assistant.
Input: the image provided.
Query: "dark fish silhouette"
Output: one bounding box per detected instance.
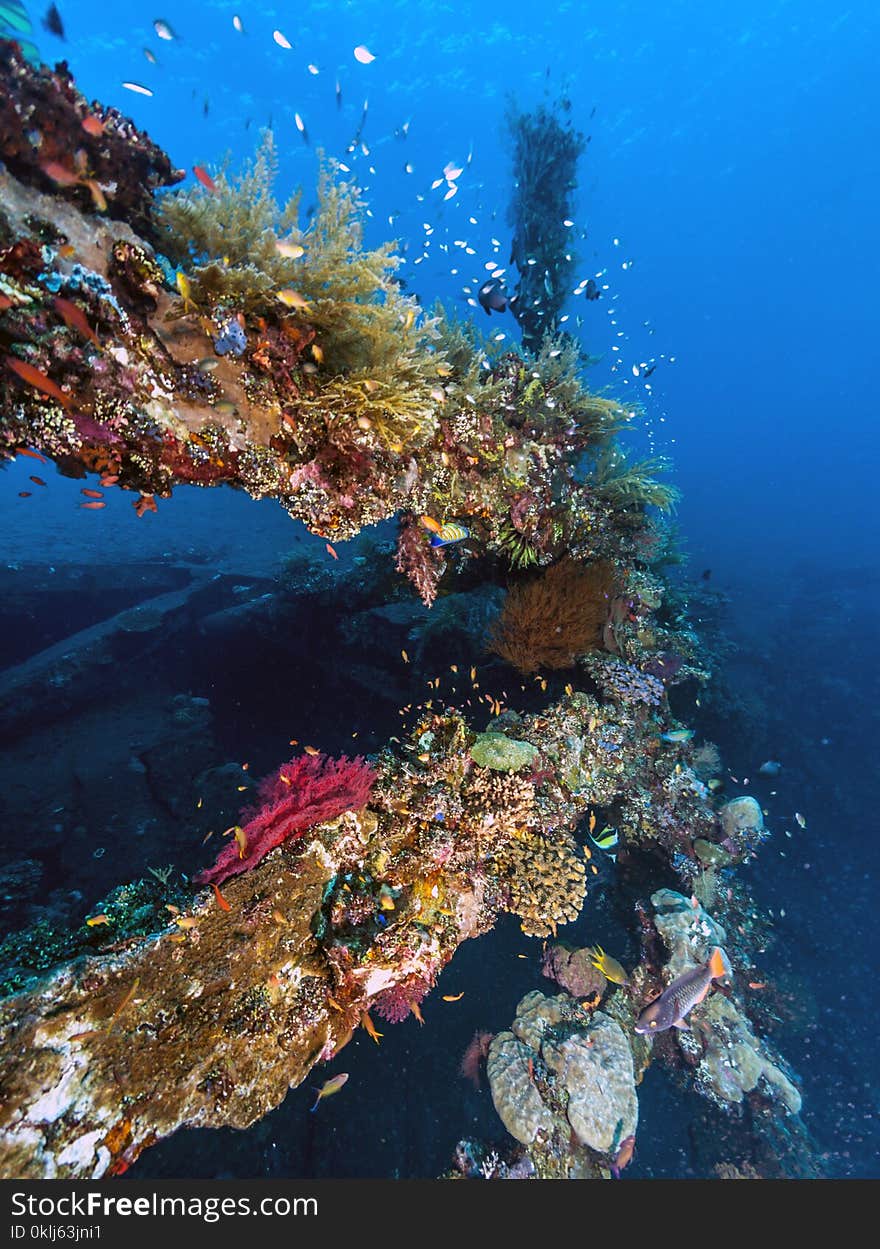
[42,3,64,37]
[584,278,601,301]
[478,277,508,315]
[701,569,712,581]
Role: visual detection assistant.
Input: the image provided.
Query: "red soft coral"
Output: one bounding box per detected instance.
[195,753,376,886]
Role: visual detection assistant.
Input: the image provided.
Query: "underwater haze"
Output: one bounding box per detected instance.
[1,0,878,1181]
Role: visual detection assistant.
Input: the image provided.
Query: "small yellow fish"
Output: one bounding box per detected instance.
[442,993,464,1002]
[175,917,199,930]
[411,1002,425,1025]
[234,826,248,859]
[276,289,310,310]
[272,910,288,925]
[588,945,629,986]
[176,270,196,313]
[311,343,324,363]
[310,1072,349,1111]
[589,811,597,834]
[276,240,305,260]
[86,914,110,927]
[401,649,409,663]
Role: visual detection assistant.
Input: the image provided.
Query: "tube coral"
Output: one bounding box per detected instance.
[487,558,616,674]
[194,753,376,885]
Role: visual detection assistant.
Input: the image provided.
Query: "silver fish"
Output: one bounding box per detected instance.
[634,947,729,1035]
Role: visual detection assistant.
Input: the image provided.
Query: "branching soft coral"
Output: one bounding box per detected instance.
[487,557,617,673]
[156,135,445,451]
[195,753,376,886]
[588,446,681,514]
[395,512,446,607]
[372,975,433,1024]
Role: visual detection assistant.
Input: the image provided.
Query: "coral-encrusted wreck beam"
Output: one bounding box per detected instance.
[0,687,794,1177]
[1,42,645,602]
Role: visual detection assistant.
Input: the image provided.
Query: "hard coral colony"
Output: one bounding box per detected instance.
[0,45,816,1184]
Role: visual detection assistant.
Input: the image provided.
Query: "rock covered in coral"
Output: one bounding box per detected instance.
[651,888,728,973]
[647,889,801,1116]
[719,797,767,856]
[470,732,538,773]
[696,994,801,1114]
[541,943,605,999]
[582,652,666,706]
[0,41,183,241]
[488,991,638,1171]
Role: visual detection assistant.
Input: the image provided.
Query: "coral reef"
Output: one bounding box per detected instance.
[487,558,616,673]
[0,52,816,1184]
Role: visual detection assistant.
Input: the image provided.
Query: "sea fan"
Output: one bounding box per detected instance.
[194,752,376,886]
[459,1030,494,1089]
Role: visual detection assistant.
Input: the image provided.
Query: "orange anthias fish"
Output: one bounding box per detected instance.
[81,114,105,137]
[81,488,103,499]
[361,1011,383,1044]
[80,501,106,510]
[419,514,443,534]
[5,357,72,408]
[326,542,338,559]
[29,476,47,486]
[193,165,218,192]
[212,883,231,912]
[310,1072,349,1112]
[40,160,80,186]
[15,447,47,463]
[611,1135,636,1178]
[53,296,101,348]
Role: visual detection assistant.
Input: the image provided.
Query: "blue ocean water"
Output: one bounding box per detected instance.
[2,0,877,1179]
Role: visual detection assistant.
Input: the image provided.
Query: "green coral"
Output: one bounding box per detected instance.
[471,732,539,772]
[588,447,681,514]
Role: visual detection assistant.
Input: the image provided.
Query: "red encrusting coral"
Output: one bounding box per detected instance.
[194,753,376,886]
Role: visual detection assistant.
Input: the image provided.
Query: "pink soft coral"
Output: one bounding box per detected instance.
[395,513,445,608]
[372,975,432,1024]
[195,753,376,886]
